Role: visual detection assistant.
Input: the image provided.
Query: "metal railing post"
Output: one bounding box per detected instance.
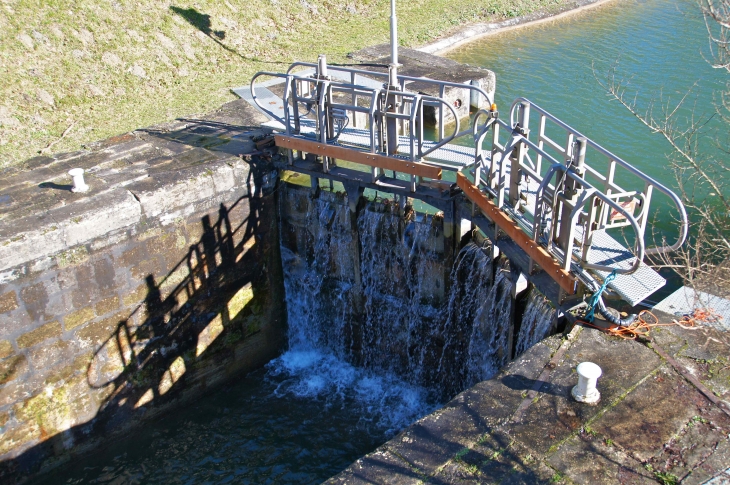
[509,101,530,208]
[557,137,586,260]
[386,64,399,157]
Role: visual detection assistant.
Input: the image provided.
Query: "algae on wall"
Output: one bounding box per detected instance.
[0,130,287,481]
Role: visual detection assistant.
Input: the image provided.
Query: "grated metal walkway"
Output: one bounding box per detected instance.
[235,84,477,170]
[510,170,665,306]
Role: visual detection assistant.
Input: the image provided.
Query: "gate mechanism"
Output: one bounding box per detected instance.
[245,56,688,317]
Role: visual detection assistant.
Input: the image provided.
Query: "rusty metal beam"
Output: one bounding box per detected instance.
[457,172,576,294]
[275,135,442,180]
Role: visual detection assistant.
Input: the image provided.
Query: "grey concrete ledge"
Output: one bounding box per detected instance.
[0,100,270,282]
[418,0,616,55]
[328,317,730,484]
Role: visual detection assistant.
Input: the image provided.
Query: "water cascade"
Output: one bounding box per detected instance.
[273,185,557,425]
[516,288,556,357]
[270,190,435,435]
[356,206,445,387]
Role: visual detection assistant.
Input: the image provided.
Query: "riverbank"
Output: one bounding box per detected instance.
[2,0,598,170]
[419,0,617,54]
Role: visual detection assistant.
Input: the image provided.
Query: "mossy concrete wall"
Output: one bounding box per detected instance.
[0,102,286,481]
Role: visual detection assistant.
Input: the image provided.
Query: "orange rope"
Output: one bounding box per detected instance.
[575,308,718,340]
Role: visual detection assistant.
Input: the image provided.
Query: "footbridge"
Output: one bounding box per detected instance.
[244,55,688,319]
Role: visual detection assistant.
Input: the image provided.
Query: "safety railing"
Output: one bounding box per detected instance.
[466,98,689,278]
[251,61,465,176]
[249,63,688,285]
[507,98,688,256]
[284,60,493,147]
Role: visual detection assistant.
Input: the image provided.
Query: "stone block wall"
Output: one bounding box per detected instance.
[0,105,287,481]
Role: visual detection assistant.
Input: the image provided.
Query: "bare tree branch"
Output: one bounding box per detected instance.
[593,17,730,302]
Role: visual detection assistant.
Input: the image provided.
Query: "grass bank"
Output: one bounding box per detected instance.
[0,0,567,168]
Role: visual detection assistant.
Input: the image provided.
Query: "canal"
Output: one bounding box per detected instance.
[42,0,725,483]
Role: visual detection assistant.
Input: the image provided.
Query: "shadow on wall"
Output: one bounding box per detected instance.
[0,120,286,481]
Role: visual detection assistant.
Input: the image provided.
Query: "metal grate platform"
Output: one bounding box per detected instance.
[576,227,665,307]
[500,169,665,306]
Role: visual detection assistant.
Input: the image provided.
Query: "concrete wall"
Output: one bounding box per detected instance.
[0,107,286,481]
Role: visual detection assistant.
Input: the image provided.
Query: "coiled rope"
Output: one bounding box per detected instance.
[577,308,720,340]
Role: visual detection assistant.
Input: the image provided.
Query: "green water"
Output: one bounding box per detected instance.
[449,0,725,224]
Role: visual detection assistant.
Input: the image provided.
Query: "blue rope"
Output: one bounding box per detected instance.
[584,269,618,323]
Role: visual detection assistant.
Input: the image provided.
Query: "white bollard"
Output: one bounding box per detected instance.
[571,362,602,404]
[68,168,89,193]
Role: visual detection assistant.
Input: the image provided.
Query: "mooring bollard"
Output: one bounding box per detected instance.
[572,362,602,404]
[68,168,89,193]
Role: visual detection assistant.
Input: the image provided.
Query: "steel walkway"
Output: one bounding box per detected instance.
[240,57,689,309]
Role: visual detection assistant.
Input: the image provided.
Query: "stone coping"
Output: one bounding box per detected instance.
[418,0,616,55]
[0,101,270,284]
[327,312,730,484]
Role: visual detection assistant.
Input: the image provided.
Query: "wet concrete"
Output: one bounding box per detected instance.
[327,312,730,484]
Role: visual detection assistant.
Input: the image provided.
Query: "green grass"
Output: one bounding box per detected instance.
[0,0,567,168]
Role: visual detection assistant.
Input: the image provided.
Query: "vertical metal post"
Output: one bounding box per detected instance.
[639,183,653,236]
[509,101,530,208]
[557,137,586,259]
[602,159,617,227]
[351,72,357,128]
[490,122,500,192]
[386,64,399,156]
[438,85,445,141]
[385,0,399,155]
[317,54,328,78]
[390,0,398,67]
[316,55,332,173]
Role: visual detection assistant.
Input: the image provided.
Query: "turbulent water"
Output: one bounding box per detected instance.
[269,196,438,435]
[271,192,554,409]
[516,289,556,356]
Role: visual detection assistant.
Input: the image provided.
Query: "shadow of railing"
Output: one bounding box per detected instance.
[0,122,286,481]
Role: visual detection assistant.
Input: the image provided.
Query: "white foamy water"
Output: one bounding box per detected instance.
[272,197,437,437]
[266,348,434,435]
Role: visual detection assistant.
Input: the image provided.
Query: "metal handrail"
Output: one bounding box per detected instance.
[253,66,466,164]
[417,95,460,158]
[249,71,291,127]
[508,97,688,255]
[286,61,493,147]
[286,61,494,105]
[534,164,645,274]
[470,113,647,275]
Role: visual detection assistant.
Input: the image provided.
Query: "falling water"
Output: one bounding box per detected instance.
[273,187,558,426]
[435,243,514,397]
[277,190,356,356]
[269,193,435,436]
[356,206,444,386]
[515,288,556,357]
